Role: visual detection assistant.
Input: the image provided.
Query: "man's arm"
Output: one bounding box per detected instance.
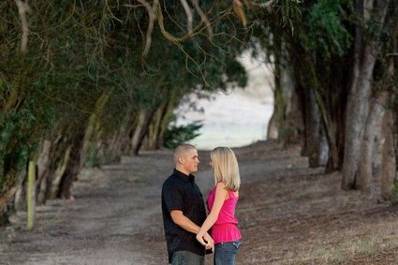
[170,210,201,233]
[171,210,214,249]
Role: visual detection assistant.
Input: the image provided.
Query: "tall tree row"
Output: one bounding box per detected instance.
[251,0,397,199]
[2,0,395,226]
[0,0,248,223]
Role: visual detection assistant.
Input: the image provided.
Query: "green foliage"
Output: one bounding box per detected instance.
[0,0,249,204]
[225,60,248,88]
[305,0,352,58]
[251,0,353,60]
[164,121,203,149]
[276,0,303,31]
[0,109,35,192]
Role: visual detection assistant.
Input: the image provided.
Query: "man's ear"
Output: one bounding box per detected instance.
[178,157,184,164]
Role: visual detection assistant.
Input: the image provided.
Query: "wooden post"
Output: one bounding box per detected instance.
[27,161,35,230]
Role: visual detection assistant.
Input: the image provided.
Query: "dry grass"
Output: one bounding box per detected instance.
[234,141,398,265]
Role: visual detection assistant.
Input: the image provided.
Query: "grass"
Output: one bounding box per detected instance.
[279,219,398,264]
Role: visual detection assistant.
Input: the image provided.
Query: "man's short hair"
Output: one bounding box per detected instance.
[174,144,196,163]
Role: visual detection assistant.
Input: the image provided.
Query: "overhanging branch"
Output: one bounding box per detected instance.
[15,0,31,54]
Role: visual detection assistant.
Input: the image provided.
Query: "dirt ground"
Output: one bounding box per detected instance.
[1,141,398,265]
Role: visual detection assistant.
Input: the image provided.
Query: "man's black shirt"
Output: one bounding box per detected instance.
[161,169,207,263]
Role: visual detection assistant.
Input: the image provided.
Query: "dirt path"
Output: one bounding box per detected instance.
[1,141,398,265]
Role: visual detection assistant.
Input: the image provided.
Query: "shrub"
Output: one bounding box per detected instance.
[163,122,203,149]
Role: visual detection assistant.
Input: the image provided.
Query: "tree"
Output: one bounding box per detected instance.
[249,0,397,198]
[0,0,248,221]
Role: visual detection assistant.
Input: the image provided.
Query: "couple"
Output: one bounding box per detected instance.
[161,144,241,265]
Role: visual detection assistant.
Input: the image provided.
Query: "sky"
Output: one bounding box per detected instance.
[174,49,275,150]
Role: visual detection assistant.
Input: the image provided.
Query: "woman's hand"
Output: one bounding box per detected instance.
[196,232,214,252]
[203,233,215,252]
[196,232,206,246]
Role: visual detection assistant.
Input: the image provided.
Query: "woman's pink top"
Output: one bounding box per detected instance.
[207,185,241,244]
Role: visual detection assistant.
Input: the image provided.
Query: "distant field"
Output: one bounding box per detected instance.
[175,50,275,150]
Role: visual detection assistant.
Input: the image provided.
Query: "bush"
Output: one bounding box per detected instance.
[163,122,203,149]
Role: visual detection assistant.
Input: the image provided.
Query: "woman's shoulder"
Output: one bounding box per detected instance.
[216,182,226,189]
[214,182,229,198]
[215,182,239,193]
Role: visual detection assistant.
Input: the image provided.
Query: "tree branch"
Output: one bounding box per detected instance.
[233,0,247,27]
[15,0,31,55]
[156,2,192,43]
[126,0,156,57]
[179,0,193,36]
[190,0,213,40]
[127,0,218,54]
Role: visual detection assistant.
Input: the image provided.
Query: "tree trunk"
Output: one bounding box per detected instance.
[131,108,157,155]
[303,88,329,167]
[357,92,388,195]
[266,110,278,140]
[106,110,138,159]
[381,111,396,199]
[35,140,52,204]
[0,185,18,225]
[380,23,397,199]
[145,90,179,150]
[38,132,71,201]
[81,93,109,166]
[342,0,391,189]
[342,49,378,189]
[57,130,85,199]
[156,97,177,149]
[292,50,332,167]
[1,149,22,214]
[48,145,71,199]
[145,102,168,150]
[269,45,304,146]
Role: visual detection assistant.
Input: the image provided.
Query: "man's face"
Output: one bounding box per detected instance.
[181,149,200,174]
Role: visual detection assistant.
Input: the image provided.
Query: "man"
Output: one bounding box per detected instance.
[161,144,213,265]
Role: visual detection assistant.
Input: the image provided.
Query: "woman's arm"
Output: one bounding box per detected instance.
[196,182,228,243]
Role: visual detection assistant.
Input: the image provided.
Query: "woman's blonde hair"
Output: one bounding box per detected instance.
[210,147,240,191]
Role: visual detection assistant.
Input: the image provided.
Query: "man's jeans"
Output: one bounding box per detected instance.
[214,241,241,265]
[172,251,204,265]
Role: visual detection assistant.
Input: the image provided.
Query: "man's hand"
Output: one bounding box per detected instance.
[196,232,214,252]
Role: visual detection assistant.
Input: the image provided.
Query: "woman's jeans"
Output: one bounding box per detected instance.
[214,241,241,265]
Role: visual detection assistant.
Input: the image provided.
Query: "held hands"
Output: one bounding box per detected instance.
[196,232,214,252]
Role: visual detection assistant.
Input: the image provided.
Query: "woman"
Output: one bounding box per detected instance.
[196,147,241,265]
